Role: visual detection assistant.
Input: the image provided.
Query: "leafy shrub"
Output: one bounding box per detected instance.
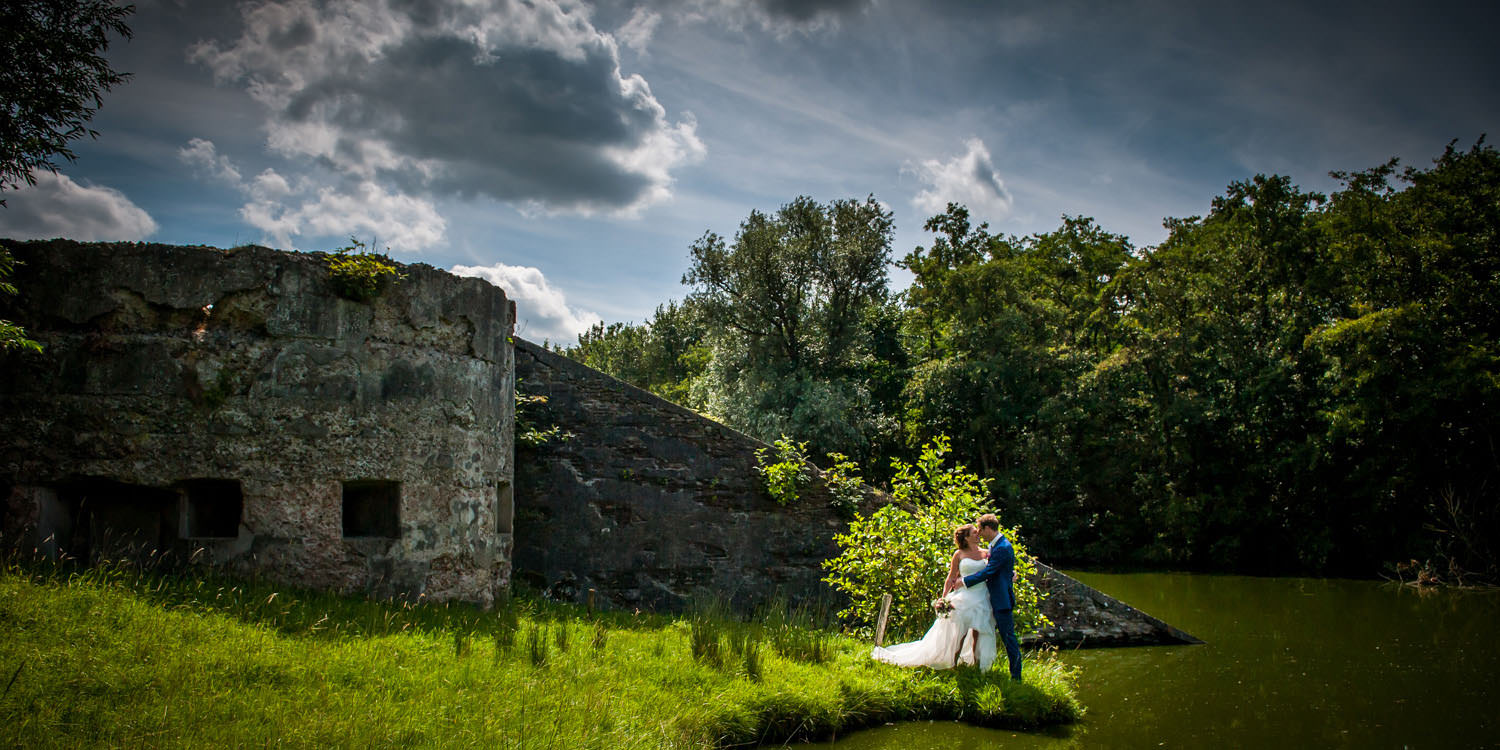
[756,436,809,505]
[821,436,1051,640]
[822,452,864,518]
[323,236,404,302]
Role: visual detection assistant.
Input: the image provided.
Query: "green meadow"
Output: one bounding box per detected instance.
[0,558,1081,748]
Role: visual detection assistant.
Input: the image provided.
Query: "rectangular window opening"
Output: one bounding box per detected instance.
[180,479,243,539]
[343,480,401,539]
[496,481,514,535]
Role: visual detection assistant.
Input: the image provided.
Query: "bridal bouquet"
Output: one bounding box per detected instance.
[931,594,955,619]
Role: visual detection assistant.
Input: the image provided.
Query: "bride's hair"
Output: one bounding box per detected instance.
[953,523,977,549]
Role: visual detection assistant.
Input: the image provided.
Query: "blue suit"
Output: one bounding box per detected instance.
[962,535,1023,680]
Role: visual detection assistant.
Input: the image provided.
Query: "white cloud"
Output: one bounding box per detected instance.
[617,7,661,53]
[241,179,447,252]
[178,138,242,183]
[189,0,704,215]
[248,168,294,201]
[449,262,601,344]
[0,172,157,241]
[906,137,1014,223]
[177,138,445,251]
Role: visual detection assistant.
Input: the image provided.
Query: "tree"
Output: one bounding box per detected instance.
[899,205,1134,505]
[684,195,898,466]
[1310,139,1500,580]
[563,299,711,411]
[1,0,134,352]
[822,437,1049,640]
[0,0,134,204]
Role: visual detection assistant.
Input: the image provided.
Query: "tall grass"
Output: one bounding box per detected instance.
[0,556,1082,748]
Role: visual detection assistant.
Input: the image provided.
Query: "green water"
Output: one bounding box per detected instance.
[805,572,1500,749]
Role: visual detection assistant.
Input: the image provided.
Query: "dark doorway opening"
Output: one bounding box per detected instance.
[56,479,178,563]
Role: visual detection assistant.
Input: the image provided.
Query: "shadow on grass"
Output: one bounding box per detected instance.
[1,548,855,647]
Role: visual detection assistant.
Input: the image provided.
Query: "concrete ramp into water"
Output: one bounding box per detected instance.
[1028,563,1202,648]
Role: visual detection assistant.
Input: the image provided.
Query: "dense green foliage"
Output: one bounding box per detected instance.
[566,141,1499,582]
[683,195,904,472]
[823,437,1049,640]
[565,299,711,411]
[0,559,1081,747]
[0,0,133,205]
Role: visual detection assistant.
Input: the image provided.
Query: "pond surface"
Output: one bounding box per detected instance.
[805,572,1500,749]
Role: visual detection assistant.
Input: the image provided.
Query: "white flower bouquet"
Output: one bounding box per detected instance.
[931,594,955,619]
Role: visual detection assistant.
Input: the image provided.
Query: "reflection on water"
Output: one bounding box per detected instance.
[802,573,1500,749]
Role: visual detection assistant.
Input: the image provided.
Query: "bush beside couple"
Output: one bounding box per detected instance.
[870,513,1024,681]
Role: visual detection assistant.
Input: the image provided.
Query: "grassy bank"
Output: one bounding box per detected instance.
[0,560,1082,748]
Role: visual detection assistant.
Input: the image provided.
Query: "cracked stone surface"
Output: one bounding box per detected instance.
[513,338,873,614]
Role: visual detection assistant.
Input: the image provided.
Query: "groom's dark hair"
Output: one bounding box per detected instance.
[977,514,1000,532]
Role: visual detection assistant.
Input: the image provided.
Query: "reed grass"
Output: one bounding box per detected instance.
[0,556,1082,748]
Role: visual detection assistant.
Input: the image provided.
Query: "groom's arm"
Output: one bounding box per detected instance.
[962,549,1008,588]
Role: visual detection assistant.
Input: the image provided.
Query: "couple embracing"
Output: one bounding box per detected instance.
[870,514,1024,681]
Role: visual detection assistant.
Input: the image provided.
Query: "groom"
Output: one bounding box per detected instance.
[962,513,1023,681]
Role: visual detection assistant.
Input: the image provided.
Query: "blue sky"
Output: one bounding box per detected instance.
[3,0,1496,342]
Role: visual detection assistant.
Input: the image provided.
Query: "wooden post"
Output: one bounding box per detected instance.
[587,588,596,615]
[873,593,893,647]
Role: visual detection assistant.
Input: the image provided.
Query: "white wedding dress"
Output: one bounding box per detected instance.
[871,556,996,670]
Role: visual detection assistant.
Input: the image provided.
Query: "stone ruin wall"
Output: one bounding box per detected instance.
[0,240,516,607]
[512,338,880,614]
[512,339,1199,646]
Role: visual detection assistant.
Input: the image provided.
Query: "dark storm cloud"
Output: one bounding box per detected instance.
[190,0,703,214]
[755,0,870,23]
[282,37,656,205]
[915,0,1500,175]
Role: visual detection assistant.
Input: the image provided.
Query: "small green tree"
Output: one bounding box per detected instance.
[755,436,809,505]
[822,436,1050,640]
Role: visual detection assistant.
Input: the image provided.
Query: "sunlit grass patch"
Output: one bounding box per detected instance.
[0,558,1081,748]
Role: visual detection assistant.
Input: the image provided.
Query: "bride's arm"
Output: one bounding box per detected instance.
[942,551,962,596]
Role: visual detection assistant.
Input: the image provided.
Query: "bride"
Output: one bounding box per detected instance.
[871,524,997,670]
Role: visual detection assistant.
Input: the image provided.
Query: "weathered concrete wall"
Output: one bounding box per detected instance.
[512,338,875,613]
[0,240,515,607]
[513,340,1198,646]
